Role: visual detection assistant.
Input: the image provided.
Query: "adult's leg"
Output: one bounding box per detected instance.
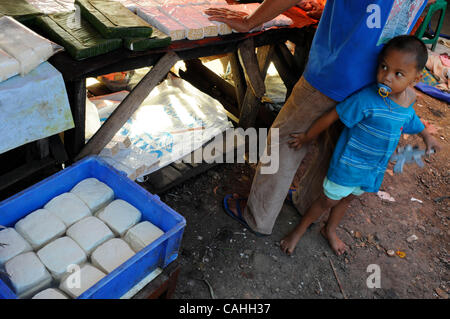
[241,76,336,234]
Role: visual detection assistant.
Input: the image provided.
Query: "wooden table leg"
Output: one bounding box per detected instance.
[238,44,274,129]
[75,51,180,161]
[228,51,247,112]
[65,79,86,160]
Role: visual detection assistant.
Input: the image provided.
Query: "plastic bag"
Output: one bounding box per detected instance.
[0,16,63,76]
[0,48,19,82]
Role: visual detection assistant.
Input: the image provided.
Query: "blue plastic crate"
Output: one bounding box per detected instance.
[0,156,186,299]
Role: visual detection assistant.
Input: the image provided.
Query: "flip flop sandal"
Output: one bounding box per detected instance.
[222,194,268,237]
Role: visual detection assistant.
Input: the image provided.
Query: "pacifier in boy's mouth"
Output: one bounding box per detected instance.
[377,83,392,98]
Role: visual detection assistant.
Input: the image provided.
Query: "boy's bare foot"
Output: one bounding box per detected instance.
[320,227,347,256]
[280,235,301,256]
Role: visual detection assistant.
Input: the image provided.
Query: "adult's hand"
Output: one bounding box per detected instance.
[204,7,251,33]
[297,0,324,20]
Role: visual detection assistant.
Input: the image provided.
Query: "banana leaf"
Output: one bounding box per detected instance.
[124,28,171,51]
[76,0,152,39]
[34,12,122,60]
[0,0,41,21]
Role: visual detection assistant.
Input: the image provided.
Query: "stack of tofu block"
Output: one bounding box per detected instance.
[0,178,164,299]
[134,0,292,41]
[98,135,160,181]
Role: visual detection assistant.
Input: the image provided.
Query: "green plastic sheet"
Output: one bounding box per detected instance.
[35,12,122,60]
[0,0,41,21]
[124,28,171,51]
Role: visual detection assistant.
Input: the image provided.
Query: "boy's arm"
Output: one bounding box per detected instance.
[418,128,442,154]
[288,107,340,150]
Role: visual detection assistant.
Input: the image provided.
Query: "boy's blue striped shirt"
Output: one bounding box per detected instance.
[327,84,425,192]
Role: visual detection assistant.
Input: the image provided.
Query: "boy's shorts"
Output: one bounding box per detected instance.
[323,177,365,201]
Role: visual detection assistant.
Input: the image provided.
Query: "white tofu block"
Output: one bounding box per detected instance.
[0,228,32,267]
[124,221,164,252]
[100,140,120,157]
[44,192,91,227]
[15,209,66,250]
[37,237,87,280]
[112,135,132,149]
[59,264,106,298]
[100,156,138,181]
[96,199,141,236]
[198,5,232,35]
[66,217,114,254]
[0,48,19,82]
[173,5,219,37]
[70,178,114,213]
[91,238,135,273]
[136,6,186,41]
[159,6,204,40]
[32,288,69,299]
[4,252,52,299]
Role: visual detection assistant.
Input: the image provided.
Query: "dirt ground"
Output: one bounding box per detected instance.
[158,76,449,300]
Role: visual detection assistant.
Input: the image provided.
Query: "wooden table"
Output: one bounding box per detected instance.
[49,26,316,161]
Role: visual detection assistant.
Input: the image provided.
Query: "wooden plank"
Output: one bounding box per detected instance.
[48,134,68,163]
[228,51,246,111]
[145,161,218,194]
[49,28,302,81]
[147,165,183,191]
[272,45,298,96]
[171,160,191,173]
[178,59,240,119]
[277,42,301,75]
[239,45,274,129]
[293,28,315,77]
[75,52,180,161]
[184,59,237,104]
[238,38,266,99]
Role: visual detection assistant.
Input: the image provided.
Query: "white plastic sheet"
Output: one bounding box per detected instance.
[0,62,74,154]
[90,75,233,177]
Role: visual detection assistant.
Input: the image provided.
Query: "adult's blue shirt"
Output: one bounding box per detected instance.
[303,0,428,102]
[327,84,425,192]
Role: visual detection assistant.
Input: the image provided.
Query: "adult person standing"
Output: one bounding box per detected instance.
[205,0,428,237]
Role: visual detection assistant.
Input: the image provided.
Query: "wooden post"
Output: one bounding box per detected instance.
[64,79,86,160]
[238,45,274,129]
[228,51,247,111]
[271,45,298,97]
[238,38,266,99]
[75,51,180,161]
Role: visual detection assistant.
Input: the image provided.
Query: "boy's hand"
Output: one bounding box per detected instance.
[420,128,442,155]
[425,136,442,155]
[288,132,309,150]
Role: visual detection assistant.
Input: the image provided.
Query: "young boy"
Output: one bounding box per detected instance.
[280,35,441,256]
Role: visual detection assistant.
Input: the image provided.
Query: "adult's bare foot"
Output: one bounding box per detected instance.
[320,226,347,256]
